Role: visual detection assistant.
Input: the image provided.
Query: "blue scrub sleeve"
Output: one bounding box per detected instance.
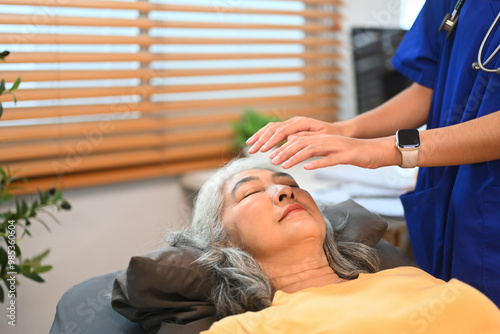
[392,0,450,89]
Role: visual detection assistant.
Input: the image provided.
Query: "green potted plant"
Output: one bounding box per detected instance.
[0,174,71,303]
[0,50,70,303]
[231,108,281,153]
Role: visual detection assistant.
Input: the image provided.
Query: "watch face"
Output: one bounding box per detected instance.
[397,129,420,148]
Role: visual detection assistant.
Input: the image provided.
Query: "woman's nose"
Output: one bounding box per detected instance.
[273,185,295,203]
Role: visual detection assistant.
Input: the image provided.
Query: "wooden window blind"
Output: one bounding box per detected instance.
[0,0,343,193]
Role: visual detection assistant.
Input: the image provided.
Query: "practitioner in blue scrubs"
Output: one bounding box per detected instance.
[245,0,500,306]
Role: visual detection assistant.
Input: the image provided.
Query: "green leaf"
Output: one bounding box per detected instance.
[19,263,31,274]
[33,249,50,263]
[27,200,37,217]
[33,216,52,231]
[0,50,9,61]
[0,192,13,202]
[0,285,4,304]
[0,166,6,181]
[19,227,31,238]
[20,199,28,216]
[34,265,52,274]
[12,94,17,104]
[38,189,48,204]
[51,190,63,202]
[37,189,43,202]
[15,199,20,217]
[23,272,44,283]
[9,77,21,92]
[0,79,5,95]
[3,165,12,178]
[0,248,8,270]
[0,103,3,119]
[14,243,21,258]
[40,207,61,223]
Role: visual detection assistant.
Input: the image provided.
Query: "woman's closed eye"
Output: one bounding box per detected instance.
[242,189,261,199]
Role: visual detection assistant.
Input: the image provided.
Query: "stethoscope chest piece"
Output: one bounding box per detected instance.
[439,12,459,39]
[440,0,465,39]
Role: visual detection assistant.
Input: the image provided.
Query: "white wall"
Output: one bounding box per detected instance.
[2,177,189,334]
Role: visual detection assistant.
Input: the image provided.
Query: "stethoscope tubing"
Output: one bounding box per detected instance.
[476,12,500,72]
[440,0,500,74]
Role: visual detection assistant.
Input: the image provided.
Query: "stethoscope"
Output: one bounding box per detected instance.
[439,0,500,74]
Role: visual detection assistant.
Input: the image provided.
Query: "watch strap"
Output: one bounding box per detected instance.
[399,149,419,168]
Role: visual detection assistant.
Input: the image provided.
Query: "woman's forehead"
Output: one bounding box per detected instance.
[226,168,293,186]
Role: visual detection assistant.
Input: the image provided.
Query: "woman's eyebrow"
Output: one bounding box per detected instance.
[272,172,296,182]
[231,176,260,198]
[231,172,297,199]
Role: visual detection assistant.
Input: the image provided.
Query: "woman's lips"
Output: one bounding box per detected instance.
[279,203,306,221]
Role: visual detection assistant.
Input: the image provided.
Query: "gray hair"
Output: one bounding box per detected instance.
[169,157,379,319]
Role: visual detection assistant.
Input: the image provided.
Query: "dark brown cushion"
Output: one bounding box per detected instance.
[111,246,216,334]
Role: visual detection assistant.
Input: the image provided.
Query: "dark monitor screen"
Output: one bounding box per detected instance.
[351,28,413,114]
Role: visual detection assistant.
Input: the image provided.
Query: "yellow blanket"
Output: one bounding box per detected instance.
[202,266,500,333]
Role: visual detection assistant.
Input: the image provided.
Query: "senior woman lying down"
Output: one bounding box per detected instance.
[168,158,500,333]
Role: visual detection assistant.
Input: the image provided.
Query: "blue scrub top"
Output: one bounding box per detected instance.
[392,0,500,306]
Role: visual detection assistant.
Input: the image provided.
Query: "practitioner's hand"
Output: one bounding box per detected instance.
[246,116,336,154]
[268,133,399,170]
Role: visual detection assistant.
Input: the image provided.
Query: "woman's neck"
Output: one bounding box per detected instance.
[273,264,343,293]
[258,250,344,293]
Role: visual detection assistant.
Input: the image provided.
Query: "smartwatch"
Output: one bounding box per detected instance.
[395,129,420,168]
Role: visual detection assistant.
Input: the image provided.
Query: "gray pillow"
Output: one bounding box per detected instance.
[326,199,388,247]
[50,271,145,334]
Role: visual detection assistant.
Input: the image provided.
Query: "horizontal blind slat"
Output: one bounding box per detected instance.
[0,79,340,102]
[0,14,339,32]
[0,0,344,7]
[0,33,339,46]
[3,52,341,63]
[1,93,338,123]
[0,0,342,19]
[0,66,340,82]
[258,0,343,4]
